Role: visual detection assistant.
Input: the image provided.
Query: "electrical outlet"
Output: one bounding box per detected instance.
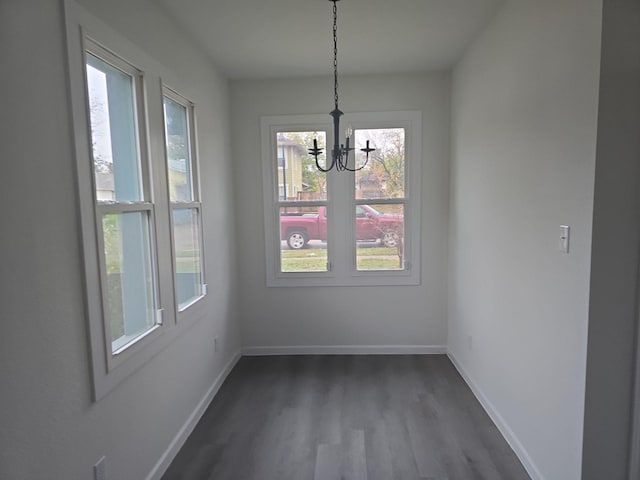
[214,336,219,353]
[94,456,107,480]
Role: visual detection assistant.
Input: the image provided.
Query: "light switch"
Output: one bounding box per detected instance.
[559,225,570,253]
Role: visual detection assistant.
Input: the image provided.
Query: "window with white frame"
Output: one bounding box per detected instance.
[261,111,421,287]
[162,89,206,311]
[65,0,215,398]
[85,42,161,354]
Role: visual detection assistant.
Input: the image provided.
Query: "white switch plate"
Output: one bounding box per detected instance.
[559,225,570,253]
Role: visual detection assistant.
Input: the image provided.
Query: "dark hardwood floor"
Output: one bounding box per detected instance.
[162,355,530,480]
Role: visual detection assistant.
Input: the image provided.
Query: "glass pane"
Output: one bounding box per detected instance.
[86,54,142,202]
[163,97,193,202]
[276,131,327,201]
[355,204,405,271]
[355,128,405,200]
[279,206,328,272]
[173,208,203,309]
[102,212,156,352]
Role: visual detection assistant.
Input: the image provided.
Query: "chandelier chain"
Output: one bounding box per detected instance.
[333,0,338,111]
[308,0,375,172]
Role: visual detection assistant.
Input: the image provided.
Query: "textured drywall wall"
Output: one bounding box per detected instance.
[0,0,239,478]
[231,73,450,350]
[449,1,602,478]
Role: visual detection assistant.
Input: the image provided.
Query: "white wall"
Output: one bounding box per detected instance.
[582,1,640,478]
[0,1,239,479]
[231,74,450,350]
[449,1,602,479]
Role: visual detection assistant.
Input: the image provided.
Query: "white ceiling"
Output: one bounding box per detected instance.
[156,0,505,79]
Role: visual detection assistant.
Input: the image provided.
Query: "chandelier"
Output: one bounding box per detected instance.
[308,0,375,172]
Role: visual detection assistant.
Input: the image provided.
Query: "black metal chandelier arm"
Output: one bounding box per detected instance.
[308,144,372,172]
[314,154,334,172]
[337,148,371,172]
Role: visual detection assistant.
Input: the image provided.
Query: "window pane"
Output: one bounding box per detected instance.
[355,128,405,200]
[355,204,405,271]
[276,131,327,201]
[163,97,193,202]
[102,212,156,352]
[279,206,328,272]
[86,54,142,202]
[173,208,203,309]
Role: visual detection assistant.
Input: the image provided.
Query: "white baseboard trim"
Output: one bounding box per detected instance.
[242,345,447,356]
[447,351,544,480]
[146,349,242,480]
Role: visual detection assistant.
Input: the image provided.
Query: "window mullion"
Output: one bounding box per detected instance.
[327,167,354,276]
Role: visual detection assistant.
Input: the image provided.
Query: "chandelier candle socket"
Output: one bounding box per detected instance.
[309,0,376,172]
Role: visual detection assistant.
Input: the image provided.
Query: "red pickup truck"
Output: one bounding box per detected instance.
[280,205,403,249]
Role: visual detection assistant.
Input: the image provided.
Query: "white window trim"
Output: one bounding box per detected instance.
[261,111,422,287]
[64,0,210,400]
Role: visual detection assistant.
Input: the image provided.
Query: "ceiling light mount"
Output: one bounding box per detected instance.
[308,0,375,172]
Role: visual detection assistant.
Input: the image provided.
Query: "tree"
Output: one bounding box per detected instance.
[88,95,113,174]
[356,128,405,198]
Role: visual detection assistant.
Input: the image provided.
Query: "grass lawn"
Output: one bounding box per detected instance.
[281,246,403,272]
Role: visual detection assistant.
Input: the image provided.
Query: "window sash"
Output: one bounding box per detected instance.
[96,196,160,355]
[352,124,407,273]
[163,90,198,203]
[278,202,330,273]
[85,40,152,206]
[85,41,161,360]
[163,87,206,313]
[170,204,205,310]
[272,131,328,203]
[98,210,159,354]
[354,202,406,272]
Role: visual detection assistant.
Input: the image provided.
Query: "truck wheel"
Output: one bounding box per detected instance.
[382,230,399,248]
[287,231,307,249]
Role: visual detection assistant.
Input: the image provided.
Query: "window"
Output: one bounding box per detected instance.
[354,128,406,271]
[275,131,328,273]
[85,43,161,354]
[262,112,421,287]
[162,89,206,311]
[65,3,215,398]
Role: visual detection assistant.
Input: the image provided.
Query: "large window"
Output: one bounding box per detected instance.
[66,2,214,398]
[262,112,421,287]
[86,43,160,354]
[163,89,205,311]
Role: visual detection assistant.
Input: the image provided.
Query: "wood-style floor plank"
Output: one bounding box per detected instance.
[162,355,530,480]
